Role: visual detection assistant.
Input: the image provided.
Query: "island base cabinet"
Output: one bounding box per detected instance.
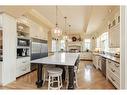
[36,64,43,88]
[68,66,75,89]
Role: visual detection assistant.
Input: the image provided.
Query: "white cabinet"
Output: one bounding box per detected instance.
[109,23,120,48]
[106,59,120,89]
[80,52,92,60]
[0,13,17,85]
[109,11,120,48]
[16,57,30,77]
[30,20,48,40]
[0,15,2,27]
[92,54,100,69]
[30,21,40,39]
[0,62,2,85]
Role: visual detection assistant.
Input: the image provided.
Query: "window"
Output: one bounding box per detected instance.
[96,36,101,48]
[60,40,65,51]
[84,39,91,51]
[100,32,109,52]
[51,40,57,52]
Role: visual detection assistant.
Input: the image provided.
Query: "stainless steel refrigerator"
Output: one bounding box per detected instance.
[31,38,48,71]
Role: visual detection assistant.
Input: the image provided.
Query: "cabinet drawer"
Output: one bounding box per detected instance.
[107,60,120,77]
[107,70,120,89]
[114,63,120,71]
[107,60,114,67]
[16,64,30,77]
[108,66,120,78]
[16,57,30,67]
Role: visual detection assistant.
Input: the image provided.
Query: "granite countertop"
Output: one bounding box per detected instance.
[93,53,120,63]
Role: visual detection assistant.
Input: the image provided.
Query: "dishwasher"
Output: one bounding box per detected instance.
[101,56,106,77]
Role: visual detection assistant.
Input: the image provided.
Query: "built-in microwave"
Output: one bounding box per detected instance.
[17,38,30,47]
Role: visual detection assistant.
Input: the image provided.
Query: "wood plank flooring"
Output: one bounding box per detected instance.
[0,61,116,89]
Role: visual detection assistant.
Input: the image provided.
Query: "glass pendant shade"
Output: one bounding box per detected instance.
[54,6,62,37]
[54,26,62,37]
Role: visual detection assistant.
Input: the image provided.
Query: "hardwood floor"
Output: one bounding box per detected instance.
[0,60,115,89]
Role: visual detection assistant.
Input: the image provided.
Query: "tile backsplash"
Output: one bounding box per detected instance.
[108,48,120,53]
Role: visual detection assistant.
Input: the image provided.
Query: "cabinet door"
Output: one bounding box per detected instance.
[109,24,120,48]
[109,10,120,48]
[92,55,96,67]
[30,22,38,38]
[0,15,2,27]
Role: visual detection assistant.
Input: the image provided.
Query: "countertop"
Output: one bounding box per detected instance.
[31,53,79,66]
[93,53,120,63]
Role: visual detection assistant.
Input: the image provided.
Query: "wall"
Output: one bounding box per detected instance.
[120,6,127,89]
[125,6,127,89]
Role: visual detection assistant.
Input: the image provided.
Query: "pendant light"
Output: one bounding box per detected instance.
[54,6,62,37]
[68,25,71,42]
[64,16,68,40]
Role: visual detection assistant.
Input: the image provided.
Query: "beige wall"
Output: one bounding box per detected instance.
[48,30,52,53]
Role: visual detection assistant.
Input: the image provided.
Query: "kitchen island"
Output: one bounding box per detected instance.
[31,53,80,89]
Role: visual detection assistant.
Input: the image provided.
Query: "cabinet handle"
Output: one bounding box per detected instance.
[115,64,119,68]
[108,61,111,63]
[22,68,27,71]
[111,77,115,82]
[111,68,115,72]
[22,61,27,63]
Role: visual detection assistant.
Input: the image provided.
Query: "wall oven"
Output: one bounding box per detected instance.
[17,38,30,47]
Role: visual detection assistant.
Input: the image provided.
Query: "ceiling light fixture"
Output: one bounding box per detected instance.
[54,6,62,38]
[68,25,71,42]
[64,16,68,40]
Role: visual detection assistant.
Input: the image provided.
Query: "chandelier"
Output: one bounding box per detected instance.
[54,6,62,37]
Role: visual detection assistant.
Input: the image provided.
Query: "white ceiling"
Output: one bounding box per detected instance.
[86,6,117,34]
[0,6,119,35]
[32,6,118,35]
[32,6,92,34]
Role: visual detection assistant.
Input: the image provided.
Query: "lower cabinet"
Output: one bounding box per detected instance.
[80,52,92,60]
[106,59,120,89]
[92,54,100,69]
[16,57,30,77]
[0,62,2,84]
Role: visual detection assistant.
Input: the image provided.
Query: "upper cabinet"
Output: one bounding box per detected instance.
[108,10,120,48]
[0,13,17,85]
[30,20,48,40]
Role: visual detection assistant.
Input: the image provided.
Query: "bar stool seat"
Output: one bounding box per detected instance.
[47,67,63,90]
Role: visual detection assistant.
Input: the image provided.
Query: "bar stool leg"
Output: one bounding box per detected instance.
[60,76,63,88]
[75,72,78,88]
[58,76,60,90]
[48,76,51,90]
